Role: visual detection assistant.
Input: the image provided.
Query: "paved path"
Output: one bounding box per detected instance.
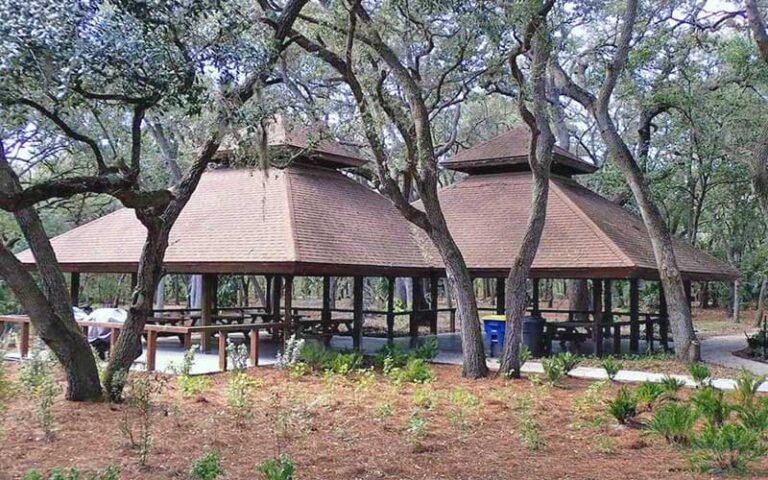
[701,333,768,375]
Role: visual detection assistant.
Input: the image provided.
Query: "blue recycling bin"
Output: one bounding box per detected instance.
[482,315,506,357]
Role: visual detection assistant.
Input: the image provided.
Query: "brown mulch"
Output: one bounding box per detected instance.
[2,364,768,480]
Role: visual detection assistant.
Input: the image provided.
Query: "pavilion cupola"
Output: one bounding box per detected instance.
[216,115,367,171]
[442,126,597,177]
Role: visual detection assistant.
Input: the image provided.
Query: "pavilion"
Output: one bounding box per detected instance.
[432,127,740,355]
[13,123,740,359]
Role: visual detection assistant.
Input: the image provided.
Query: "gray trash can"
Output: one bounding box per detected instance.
[522,315,545,357]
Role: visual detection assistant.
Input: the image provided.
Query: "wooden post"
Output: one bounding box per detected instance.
[659,284,669,351]
[429,275,439,335]
[352,276,364,350]
[146,331,158,371]
[70,272,80,306]
[532,278,541,316]
[271,276,283,323]
[603,280,617,354]
[386,276,395,344]
[200,273,216,353]
[283,276,294,343]
[684,280,693,311]
[495,277,506,315]
[19,321,30,358]
[131,272,138,290]
[321,275,332,334]
[218,331,227,372]
[410,276,423,338]
[629,278,640,354]
[265,275,273,313]
[592,279,603,357]
[250,330,260,366]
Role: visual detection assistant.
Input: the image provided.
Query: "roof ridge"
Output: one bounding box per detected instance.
[282,168,301,263]
[550,179,636,268]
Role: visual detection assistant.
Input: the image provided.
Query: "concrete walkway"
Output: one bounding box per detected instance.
[701,333,768,376]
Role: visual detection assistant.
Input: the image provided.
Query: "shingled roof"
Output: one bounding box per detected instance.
[442,127,597,176]
[16,165,432,276]
[426,171,739,280]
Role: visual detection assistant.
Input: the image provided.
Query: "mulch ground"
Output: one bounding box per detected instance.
[2,364,767,480]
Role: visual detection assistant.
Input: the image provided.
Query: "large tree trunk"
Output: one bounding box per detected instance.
[0,151,102,401]
[595,110,698,361]
[755,275,767,327]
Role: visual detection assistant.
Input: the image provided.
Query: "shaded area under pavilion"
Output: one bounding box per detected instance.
[12,124,740,363]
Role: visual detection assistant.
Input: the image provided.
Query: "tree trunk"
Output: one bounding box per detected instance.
[568,279,589,321]
[755,275,767,327]
[732,279,741,324]
[0,151,101,401]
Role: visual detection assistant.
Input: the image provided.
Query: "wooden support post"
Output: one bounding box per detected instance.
[410,276,423,338]
[603,280,616,353]
[532,278,541,316]
[645,314,654,352]
[200,273,216,353]
[592,279,603,357]
[629,278,640,354]
[386,276,395,344]
[321,275,332,334]
[146,331,158,371]
[109,328,119,351]
[495,277,506,315]
[131,272,138,290]
[429,275,438,335]
[283,275,294,343]
[353,276,364,351]
[70,272,80,306]
[684,280,693,311]
[218,331,227,372]
[183,332,193,350]
[250,330,260,366]
[271,276,283,324]
[19,321,30,358]
[265,275,274,313]
[659,284,669,351]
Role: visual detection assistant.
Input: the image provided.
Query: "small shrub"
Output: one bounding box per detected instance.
[226,341,250,372]
[689,363,711,388]
[256,455,294,480]
[645,403,699,445]
[190,451,224,480]
[513,393,545,451]
[736,397,768,433]
[660,375,686,399]
[288,362,310,379]
[327,352,362,375]
[299,342,333,371]
[447,388,480,433]
[691,387,731,427]
[275,335,305,369]
[634,382,664,411]
[519,346,531,365]
[407,410,428,451]
[607,386,637,425]
[120,374,166,466]
[174,347,212,398]
[226,372,260,423]
[600,358,622,381]
[690,423,768,473]
[18,343,56,396]
[23,466,120,480]
[541,357,563,386]
[375,403,393,419]
[412,339,439,360]
[412,386,437,409]
[35,374,60,440]
[572,380,609,429]
[733,369,765,409]
[555,352,581,373]
[388,358,435,384]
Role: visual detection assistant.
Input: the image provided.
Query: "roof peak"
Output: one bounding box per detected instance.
[443,126,597,176]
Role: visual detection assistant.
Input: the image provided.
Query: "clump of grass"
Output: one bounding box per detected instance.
[634,381,664,411]
[689,363,711,389]
[645,403,698,446]
[691,387,731,428]
[600,358,622,381]
[607,386,637,425]
[689,424,768,473]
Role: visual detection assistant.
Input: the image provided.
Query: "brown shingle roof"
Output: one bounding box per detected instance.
[443,127,597,176]
[421,172,739,280]
[16,165,429,275]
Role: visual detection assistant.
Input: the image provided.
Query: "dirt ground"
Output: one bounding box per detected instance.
[2,364,768,480]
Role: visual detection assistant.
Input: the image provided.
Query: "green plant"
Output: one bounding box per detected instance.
[226,341,250,372]
[691,387,732,427]
[190,451,224,480]
[299,342,333,371]
[600,358,622,381]
[634,382,664,411]
[173,347,212,397]
[407,410,428,452]
[572,380,609,429]
[554,352,581,373]
[256,455,294,480]
[388,358,436,384]
[23,466,120,480]
[412,386,437,409]
[690,423,768,473]
[120,374,166,466]
[447,388,480,434]
[35,374,60,440]
[596,436,617,454]
[512,393,545,451]
[375,403,393,419]
[541,357,563,386]
[412,338,439,360]
[18,343,56,396]
[276,335,305,369]
[660,375,686,399]
[607,386,637,425]
[518,346,531,365]
[645,403,699,445]
[226,372,260,423]
[689,363,711,388]
[733,369,765,409]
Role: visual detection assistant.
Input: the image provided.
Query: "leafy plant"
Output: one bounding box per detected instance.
[327,352,362,375]
[634,382,664,411]
[120,373,166,466]
[23,466,120,480]
[387,358,435,384]
[256,455,294,480]
[446,388,480,434]
[173,347,212,398]
[190,451,224,480]
[572,380,609,429]
[518,346,532,365]
[407,410,428,452]
[412,386,437,410]
[600,358,622,381]
[299,342,333,371]
[690,424,768,473]
[541,357,563,386]
[554,352,581,373]
[226,341,250,372]
[645,403,699,445]
[732,369,765,409]
[660,375,686,399]
[736,397,768,433]
[375,403,393,419]
[18,343,57,396]
[412,339,439,361]
[689,363,711,388]
[275,335,305,369]
[607,386,637,425]
[691,387,731,427]
[226,372,260,424]
[35,374,60,440]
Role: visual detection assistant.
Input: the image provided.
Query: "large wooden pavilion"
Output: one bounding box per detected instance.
[14,123,740,358]
[432,127,740,355]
